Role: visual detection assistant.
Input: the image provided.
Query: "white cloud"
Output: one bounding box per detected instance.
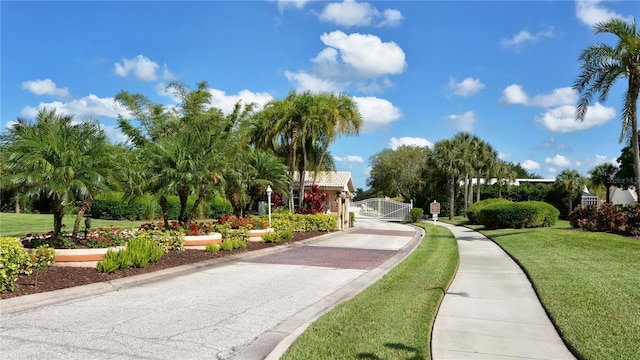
[334,155,365,163]
[447,111,477,132]
[501,26,554,51]
[389,137,432,150]
[207,88,273,114]
[448,77,485,97]
[501,85,577,107]
[575,0,633,28]
[316,31,406,79]
[353,96,403,132]
[274,0,310,11]
[21,79,70,98]
[285,71,344,92]
[545,154,571,167]
[114,55,174,82]
[319,1,402,28]
[521,160,541,171]
[498,152,511,160]
[536,103,615,132]
[20,94,132,119]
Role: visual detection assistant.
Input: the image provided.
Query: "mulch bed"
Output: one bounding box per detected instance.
[1,231,327,300]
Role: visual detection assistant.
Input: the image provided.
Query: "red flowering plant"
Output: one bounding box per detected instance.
[85,225,134,248]
[217,215,268,230]
[138,221,216,235]
[297,184,327,215]
[21,225,76,249]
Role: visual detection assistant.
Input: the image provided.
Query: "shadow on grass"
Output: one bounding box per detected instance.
[357,343,425,360]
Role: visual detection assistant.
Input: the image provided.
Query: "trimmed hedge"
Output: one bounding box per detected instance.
[478,201,559,229]
[466,198,512,224]
[266,213,338,233]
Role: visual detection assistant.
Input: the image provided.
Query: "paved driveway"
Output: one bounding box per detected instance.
[0,220,422,360]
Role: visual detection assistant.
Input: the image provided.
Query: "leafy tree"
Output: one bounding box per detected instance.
[589,163,618,203]
[574,18,640,201]
[367,145,430,202]
[474,139,497,202]
[452,132,476,212]
[0,108,115,240]
[493,160,518,198]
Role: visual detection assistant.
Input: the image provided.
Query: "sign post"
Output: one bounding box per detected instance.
[429,200,440,226]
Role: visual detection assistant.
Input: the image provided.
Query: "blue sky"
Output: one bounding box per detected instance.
[2,0,638,190]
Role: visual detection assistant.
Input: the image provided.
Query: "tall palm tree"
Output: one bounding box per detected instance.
[0,108,115,240]
[475,140,498,202]
[589,162,618,203]
[574,18,640,202]
[493,160,518,198]
[452,132,476,212]
[431,139,464,220]
[556,169,585,216]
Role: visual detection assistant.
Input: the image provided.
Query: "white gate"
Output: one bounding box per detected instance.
[351,198,412,222]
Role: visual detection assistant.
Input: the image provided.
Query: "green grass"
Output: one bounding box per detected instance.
[0,212,148,237]
[480,225,640,360]
[282,223,458,360]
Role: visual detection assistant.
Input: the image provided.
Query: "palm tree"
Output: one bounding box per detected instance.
[589,163,618,203]
[574,18,640,202]
[475,140,497,202]
[116,81,235,225]
[431,139,464,220]
[452,132,476,212]
[0,108,115,240]
[493,160,518,198]
[556,169,585,216]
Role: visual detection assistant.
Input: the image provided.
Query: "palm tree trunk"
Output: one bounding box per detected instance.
[72,195,94,240]
[476,168,482,202]
[449,176,455,220]
[159,195,169,227]
[188,185,206,225]
[178,188,189,225]
[14,195,20,214]
[463,173,469,212]
[51,197,65,240]
[630,80,640,203]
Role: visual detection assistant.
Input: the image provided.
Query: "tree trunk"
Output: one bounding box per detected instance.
[476,168,482,202]
[72,195,94,240]
[14,195,20,213]
[51,197,64,240]
[449,176,455,220]
[463,173,469,212]
[188,186,206,226]
[178,188,189,225]
[159,195,169,227]
[298,142,308,210]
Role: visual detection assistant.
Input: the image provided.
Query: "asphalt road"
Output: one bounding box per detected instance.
[0,219,422,360]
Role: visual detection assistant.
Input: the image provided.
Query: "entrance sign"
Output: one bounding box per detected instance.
[430,200,440,226]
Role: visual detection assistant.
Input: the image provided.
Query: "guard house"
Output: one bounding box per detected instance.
[581,190,601,208]
[292,171,355,230]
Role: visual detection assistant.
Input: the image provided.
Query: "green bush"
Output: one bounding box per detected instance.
[466,198,512,224]
[410,208,424,222]
[478,201,559,229]
[90,192,144,220]
[219,240,234,251]
[96,238,164,273]
[268,213,337,233]
[205,243,220,253]
[32,245,56,270]
[210,196,233,219]
[135,230,184,252]
[349,211,355,227]
[262,232,281,243]
[0,237,33,292]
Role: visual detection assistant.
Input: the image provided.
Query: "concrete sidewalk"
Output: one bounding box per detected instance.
[432,223,575,360]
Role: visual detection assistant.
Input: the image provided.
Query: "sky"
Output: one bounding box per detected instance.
[1,0,638,190]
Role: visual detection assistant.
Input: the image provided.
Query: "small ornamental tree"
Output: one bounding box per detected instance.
[297,184,327,215]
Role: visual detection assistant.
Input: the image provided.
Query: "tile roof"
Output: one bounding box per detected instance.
[292,171,355,192]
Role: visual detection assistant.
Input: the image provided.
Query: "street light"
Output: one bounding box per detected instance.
[266,185,273,228]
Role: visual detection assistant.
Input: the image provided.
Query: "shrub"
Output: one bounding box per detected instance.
[410,208,424,222]
[210,196,233,219]
[90,192,144,220]
[625,204,640,236]
[219,240,234,251]
[467,198,512,224]
[95,238,164,273]
[262,232,281,244]
[349,211,355,227]
[205,243,220,253]
[570,203,639,236]
[0,237,34,292]
[133,229,184,253]
[478,201,559,229]
[32,245,56,270]
[96,250,120,273]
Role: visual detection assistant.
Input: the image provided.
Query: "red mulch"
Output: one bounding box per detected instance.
[1,231,326,299]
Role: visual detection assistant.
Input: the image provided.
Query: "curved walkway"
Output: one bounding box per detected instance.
[0,220,422,360]
[432,223,575,360]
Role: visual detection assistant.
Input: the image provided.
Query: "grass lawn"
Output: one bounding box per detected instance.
[0,212,149,238]
[479,224,640,360]
[281,223,458,360]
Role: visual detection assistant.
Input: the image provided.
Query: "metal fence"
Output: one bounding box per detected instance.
[351,198,412,222]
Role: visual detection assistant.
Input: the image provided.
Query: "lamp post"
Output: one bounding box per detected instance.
[266,185,273,228]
